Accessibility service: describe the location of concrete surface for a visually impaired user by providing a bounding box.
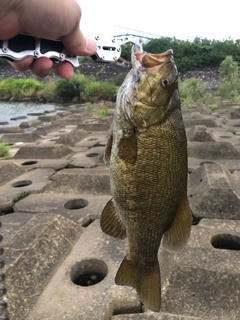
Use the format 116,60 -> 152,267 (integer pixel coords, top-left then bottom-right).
0,101 -> 240,319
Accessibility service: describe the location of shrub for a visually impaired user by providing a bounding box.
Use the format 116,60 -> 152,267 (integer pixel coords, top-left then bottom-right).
19,79 -> 42,97
201,92 -> 215,105
0,78 -> 15,98
0,77 -> 42,99
112,72 -> 128,86
55,73 -> 87,100
0,143 -> 10,158
0,58 -> 8,65
78,56 -> 94,63
181,96 -> 194,108
84,80 -> 118,101
217,56 -> 240,100
179,77 -> 205,102
38,79 -> 56,101
219,56 -> 239,82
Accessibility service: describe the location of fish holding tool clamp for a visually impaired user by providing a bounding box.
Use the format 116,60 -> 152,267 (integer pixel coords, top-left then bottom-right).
0,34 -> 143,67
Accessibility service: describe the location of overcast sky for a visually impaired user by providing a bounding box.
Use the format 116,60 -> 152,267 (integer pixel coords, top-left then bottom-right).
79,0 -> 239,41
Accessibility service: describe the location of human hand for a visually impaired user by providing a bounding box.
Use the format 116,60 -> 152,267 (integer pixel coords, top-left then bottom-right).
0,0 -> 97,79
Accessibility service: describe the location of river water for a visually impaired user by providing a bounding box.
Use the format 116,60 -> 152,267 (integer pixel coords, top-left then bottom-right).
0,101 -> 61,128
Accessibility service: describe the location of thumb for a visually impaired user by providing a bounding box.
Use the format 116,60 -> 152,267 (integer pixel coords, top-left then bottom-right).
61,28 -> 97,56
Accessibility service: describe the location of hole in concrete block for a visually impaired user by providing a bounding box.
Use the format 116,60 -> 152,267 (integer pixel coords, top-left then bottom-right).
200,161 -> 216,165
12,180 -> 32,188
70,259 -> 108,286
86,153 -> 99,157
21,161 -> 38,166
112,304 -> 143,316
82,219 -> 95,228
64,199 -> 88,210
1,206 -> 14,215
192,215 -> 201,225
211,234 -> 240,250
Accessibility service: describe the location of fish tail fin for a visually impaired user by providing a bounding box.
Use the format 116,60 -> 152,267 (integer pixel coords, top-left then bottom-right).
115,256 -> 161,312
163,194 -> 192,252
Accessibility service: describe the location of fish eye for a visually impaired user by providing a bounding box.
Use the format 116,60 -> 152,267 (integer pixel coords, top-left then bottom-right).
162,78 -> 171,88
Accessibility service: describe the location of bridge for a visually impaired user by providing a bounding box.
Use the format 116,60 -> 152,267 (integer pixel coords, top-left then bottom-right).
113,26 -> 162,41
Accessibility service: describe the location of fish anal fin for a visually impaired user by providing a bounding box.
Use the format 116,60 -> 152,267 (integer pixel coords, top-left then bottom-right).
115,256 -> 161,312
103,133 -> 113,164
100,199 -> 126,239
118,128 -> 137,165
163,194 -> 192,252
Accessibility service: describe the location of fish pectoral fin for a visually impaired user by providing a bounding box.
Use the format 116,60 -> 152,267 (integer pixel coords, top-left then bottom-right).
100,199 -> 126,239
118,129 -> 137,165
115,256 -> 161,312
162,194 -> 192,252
103,133 -> 113,164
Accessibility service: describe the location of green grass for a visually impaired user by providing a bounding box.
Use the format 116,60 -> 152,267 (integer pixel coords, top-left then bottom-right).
97,106 -> 109,118
209,103 -> 219,112
179,77 -> 205,103
0,75 -> 118,102
86,102 -> 92,111
84,80 -> 118,101
14,191 -> 30,202
229,127 -> 237,135
0,77 -> 42,99
0,143 -> 10,158
2,66 -> 240,107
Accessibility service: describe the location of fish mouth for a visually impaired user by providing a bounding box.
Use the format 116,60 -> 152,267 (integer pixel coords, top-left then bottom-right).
134,49 -> 173,68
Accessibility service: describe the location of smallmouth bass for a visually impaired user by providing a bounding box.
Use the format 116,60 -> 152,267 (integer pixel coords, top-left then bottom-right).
100,48 -> 192,312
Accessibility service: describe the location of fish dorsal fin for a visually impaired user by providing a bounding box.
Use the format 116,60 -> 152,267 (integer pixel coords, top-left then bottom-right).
162,194 -> 192,252
103,133 -> 113,164
100,199 -> 126,239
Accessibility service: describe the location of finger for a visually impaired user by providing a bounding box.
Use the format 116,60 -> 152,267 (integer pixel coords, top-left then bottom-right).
61,28 -> 97,56
30,57 -> 53,77
52,62 -> 74,79
8,56 -> 34,72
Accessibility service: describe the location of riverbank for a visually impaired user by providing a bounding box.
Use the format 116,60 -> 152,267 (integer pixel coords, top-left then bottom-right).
0,62 -> 221,90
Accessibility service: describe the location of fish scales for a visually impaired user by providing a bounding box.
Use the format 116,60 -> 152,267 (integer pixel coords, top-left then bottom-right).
101,48 -> 192,312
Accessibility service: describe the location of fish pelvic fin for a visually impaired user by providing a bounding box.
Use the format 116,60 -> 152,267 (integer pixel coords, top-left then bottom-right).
162,194 -> 192,252
103,133 -> 113,164
100,199 -> 126,239
115,256 -> 161,312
